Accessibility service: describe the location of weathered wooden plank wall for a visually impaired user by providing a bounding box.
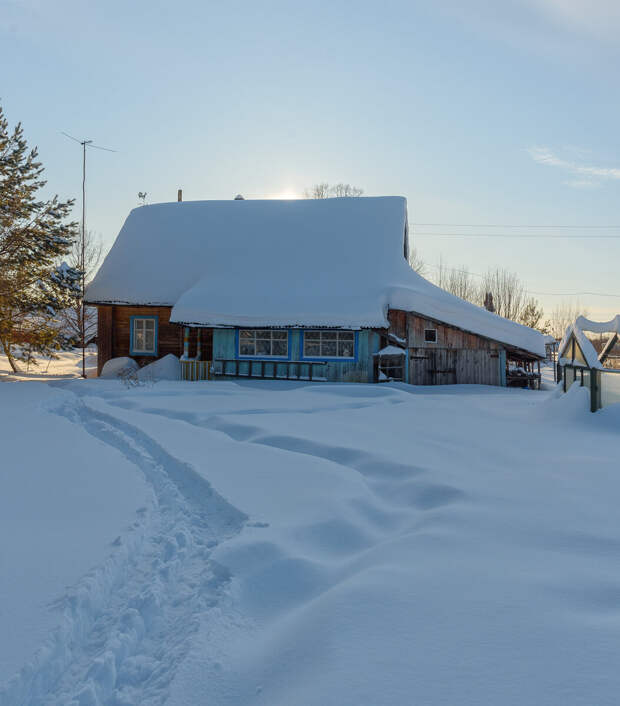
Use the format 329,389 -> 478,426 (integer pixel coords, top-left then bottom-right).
389,310 -> 503,386
96,305 -> 113,376
406,312 -> 499,350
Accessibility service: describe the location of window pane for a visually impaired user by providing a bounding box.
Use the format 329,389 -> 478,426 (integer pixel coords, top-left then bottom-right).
135,329 -> 145,350
305,331 -> 320,341
255,330 -> 270,339
322,331 -> 338,341
145,330 -> 154,351
239,343 -> 255,355
272,331 -> 288,341
305,342 -> 320,356
272,340 -> 287,356
240,330 -> 254,340
338,340 -> 354,357
322,341 -> 337,356
256,339 -> 270,355
145,319 -> 155,331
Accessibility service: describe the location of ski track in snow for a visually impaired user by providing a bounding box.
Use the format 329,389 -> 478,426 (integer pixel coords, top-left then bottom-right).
108,403 -> 464,513
1,394 -> 247,706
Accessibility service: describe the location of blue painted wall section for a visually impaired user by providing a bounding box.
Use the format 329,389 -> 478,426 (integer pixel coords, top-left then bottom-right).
212,328 -> 375,382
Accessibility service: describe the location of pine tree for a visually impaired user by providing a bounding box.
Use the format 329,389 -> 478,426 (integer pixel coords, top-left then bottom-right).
0,103 -> 81,372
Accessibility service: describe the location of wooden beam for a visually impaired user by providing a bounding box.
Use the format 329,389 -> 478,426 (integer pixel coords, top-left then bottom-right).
598,333 -> 619,365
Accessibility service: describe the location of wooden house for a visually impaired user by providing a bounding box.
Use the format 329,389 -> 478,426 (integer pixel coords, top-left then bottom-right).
86,196 -> 544,384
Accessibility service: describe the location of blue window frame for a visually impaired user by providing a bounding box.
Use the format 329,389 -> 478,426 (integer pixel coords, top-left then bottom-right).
236,329 -> 291,360
301,330 -> 358,361
130,315 -> 159,356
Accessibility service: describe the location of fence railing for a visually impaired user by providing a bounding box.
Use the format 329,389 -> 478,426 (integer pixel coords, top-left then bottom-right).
180,360 -> 211,381
212,359 -> 327,381
561,364 -> 620,412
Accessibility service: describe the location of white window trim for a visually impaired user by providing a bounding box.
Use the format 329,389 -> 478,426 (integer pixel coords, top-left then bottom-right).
302,330 -> 356,360
238,329 -> 289,359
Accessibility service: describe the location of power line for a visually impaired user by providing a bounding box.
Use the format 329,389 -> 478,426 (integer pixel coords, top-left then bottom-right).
414,232 -> 620,239
424,263 -> 620,298
413,223 -> 620,229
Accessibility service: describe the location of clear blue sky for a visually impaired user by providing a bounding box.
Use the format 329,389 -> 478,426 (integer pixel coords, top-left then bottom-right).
2,0 -> 619,319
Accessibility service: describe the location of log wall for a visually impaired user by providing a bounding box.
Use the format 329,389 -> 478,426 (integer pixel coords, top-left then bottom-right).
96,305 -> 182,375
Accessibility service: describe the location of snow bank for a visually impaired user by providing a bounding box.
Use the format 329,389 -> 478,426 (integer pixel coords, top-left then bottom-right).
86,199 -> 545,357
137,354 -> 181,381
100,356 -> 139,379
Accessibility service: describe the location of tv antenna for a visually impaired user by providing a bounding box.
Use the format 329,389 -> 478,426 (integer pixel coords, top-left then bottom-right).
61,131 -> 116,378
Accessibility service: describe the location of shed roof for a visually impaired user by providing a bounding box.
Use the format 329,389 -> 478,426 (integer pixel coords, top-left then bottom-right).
86,197 -> 545,357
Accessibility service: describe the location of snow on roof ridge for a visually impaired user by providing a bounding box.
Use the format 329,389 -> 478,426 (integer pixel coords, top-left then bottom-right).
575,315 -> 620,335
559,319 -> 606,369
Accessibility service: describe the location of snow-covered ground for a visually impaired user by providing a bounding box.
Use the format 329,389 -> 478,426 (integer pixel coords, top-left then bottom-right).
0,348 -> 97,381
1,355 -> 619,705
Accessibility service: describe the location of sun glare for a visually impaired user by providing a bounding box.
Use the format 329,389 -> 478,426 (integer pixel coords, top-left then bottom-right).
271,189 -> 302,200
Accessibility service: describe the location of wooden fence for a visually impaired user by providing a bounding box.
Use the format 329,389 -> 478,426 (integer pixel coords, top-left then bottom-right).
180,360 -> 211,381
562,364 -> 620,412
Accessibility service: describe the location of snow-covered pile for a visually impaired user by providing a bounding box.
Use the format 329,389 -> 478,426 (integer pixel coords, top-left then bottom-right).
137,354 -> 181,381
86,198 -> 544,356
2,377 -> 620,704
100,356 -> 139,379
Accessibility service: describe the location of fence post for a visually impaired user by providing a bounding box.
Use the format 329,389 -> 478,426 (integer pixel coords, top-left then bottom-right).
590,368 -> 598,413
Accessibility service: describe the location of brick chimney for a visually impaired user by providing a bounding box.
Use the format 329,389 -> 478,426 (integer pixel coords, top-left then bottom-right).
177,189 -> 183,202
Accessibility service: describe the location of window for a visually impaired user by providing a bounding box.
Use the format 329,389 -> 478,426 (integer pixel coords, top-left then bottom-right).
303,330 -> 355,359
131,316 -> 158,355
238,329 -> 288,357
424,329 -> 437,343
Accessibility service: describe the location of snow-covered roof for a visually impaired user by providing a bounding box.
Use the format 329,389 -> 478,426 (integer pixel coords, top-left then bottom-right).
87,198 -> 545,357
374,345 -> 406,356
558,316 -> 620,369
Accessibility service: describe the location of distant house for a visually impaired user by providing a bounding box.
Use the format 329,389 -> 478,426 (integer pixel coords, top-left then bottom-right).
86,196 -> 544,384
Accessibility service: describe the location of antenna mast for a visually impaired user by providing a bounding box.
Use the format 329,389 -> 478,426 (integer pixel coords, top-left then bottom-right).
62,132 -> 115,378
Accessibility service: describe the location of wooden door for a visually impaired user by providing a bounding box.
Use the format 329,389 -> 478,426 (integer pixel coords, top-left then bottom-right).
431,349 -> 457,385
409,350 -> 433,385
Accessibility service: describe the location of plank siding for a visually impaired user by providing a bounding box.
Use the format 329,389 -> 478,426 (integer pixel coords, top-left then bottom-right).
96,305 -> 113,376
388,310 -> 503,386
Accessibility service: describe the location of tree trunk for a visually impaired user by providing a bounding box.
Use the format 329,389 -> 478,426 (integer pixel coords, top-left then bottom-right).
0,337 -> 20,373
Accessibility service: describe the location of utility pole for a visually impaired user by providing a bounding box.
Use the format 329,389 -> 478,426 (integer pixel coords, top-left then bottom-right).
62,132 -> 115,378
80,139 -> 91,378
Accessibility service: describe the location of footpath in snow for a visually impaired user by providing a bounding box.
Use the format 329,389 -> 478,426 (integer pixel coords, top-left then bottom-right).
1,371 -> 620,705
